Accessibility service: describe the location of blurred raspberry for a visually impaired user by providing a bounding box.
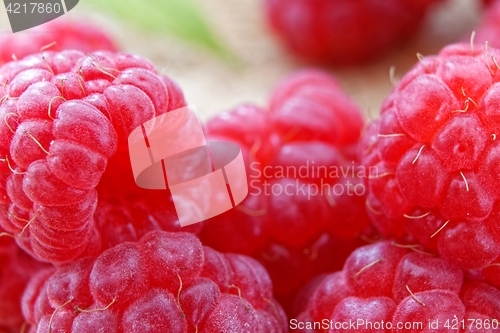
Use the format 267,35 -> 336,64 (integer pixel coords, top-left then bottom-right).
470,0 -> 500,48
0,19 -> 117,65
0,232 -> 48,333
201,70 -> 372,312
264,0 -> 442,65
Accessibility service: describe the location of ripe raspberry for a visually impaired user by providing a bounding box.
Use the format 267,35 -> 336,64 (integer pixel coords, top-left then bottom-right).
201,70 -> 371,311
21,230 -> 287,333
264,0 -> 442,65
0,49 -> 190,264
483,254 -> 500,289
0,232 -> 48,332
0,19 -> 117,65
481,0 -> 495,7
360,43 -> 500,270
292,241 -> 500,333
470,0 -> 500,49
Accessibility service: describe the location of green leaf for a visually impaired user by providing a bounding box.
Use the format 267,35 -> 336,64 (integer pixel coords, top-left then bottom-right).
85,0 -> 229,57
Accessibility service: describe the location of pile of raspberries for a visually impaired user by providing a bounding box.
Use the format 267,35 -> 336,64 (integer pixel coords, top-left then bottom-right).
1,2 -> 500,332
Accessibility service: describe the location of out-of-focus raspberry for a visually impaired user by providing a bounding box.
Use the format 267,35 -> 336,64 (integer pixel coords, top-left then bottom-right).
0,19 -> 117,65
201,70 -> 372,312
264,0 -> 442,65
0,232 -> 48,333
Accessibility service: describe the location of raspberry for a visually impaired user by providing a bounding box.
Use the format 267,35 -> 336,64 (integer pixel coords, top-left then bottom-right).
201,70 -> 371,311
0,19 -> 117,66
360,43 -> 500,270
483,254 -> 500,289
292,241 -> 500,333
0,232 -> 48,332
264,0 -> 441,65
0,50 -> 190,264
21,230 -> 287,333
470,0 -> 500,49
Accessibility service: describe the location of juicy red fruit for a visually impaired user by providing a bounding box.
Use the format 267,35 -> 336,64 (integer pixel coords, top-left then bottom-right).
0,18 -> 117,65
265,0 -> 442,65
360,43 -> 500,270
469,0 -> 500,49
292,241 -> 499,333
22,231 -> 287,333
201,70 -> 371,312
0,234 -> 48,333
0,50 -> 189,264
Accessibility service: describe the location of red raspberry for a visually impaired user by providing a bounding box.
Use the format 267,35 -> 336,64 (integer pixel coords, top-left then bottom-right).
264,0 -> 441,65
292,241 -> 500,333
483,254 -> 500,289
471,0 -> 500,49
21,231 -> 287,333
481,0 -> 495,7
0,232 -> 48,332
0,50 -> 190,264
360,43 -> 500,270
201,70 -> 371,311
0,19 -> 117,65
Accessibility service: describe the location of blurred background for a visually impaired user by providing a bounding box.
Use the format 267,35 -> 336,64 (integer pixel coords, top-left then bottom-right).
0,0 -> 483,121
